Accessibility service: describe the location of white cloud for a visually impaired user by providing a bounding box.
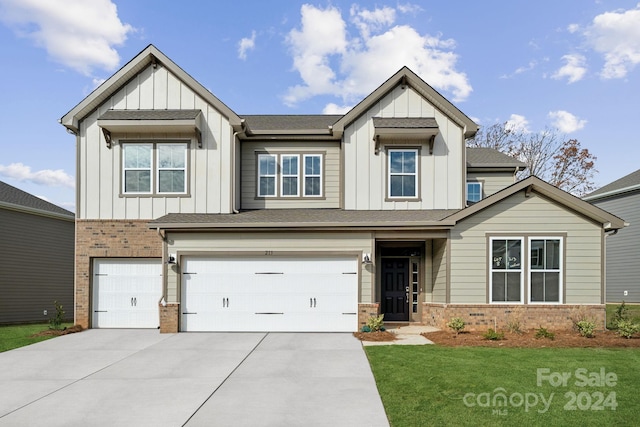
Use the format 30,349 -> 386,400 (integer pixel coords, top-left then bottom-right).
548,110 -> 587,133
584,4 -> 640,79
552,54 -> 587,83
238,30 -> 256,60
322,103 -> 353,114
0,163 -> 75,188
567,23 -> 580,34
284,4 -> 471,108
397,3 -> 423,15
0,0 -> 134,76
505,114 -> 531,133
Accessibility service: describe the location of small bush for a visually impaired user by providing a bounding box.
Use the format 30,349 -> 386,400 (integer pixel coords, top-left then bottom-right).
576,320 -> 596,338
446,317 -> 466,336
535,327 -> 555,340
505,306 -> 524,334
49,301 -> 65,331
366,314 -> 385,332
360,325 -> 371,333
483,328 -> 504,341
616,320 -> 640,339
609,302 -> 630,329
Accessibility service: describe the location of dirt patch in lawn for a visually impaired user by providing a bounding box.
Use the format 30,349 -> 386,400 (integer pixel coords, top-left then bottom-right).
423,329 -> 640,348
353,331 -> 397,342
30,325 -> 84,337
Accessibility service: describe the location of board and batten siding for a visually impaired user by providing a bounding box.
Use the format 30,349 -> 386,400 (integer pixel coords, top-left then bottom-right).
77,63 -> 233,220
466,171 -> 516,198
343,85 -> 465,210
591,192 -> 640,303
165,232 -> 374,305
240,141 -> 341,209
0,209 -> 74,324
449,191 -> 603,304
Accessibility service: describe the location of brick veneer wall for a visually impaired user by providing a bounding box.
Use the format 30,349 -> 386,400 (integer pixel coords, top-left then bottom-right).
358,303 -> 380,330
76,220 -> 163,328
422,303 -> 606,331
159,303 -> 179,333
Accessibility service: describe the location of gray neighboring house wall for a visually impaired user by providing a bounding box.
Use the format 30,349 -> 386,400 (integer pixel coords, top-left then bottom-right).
0,180 -> 75,324
584,170 -> 639,303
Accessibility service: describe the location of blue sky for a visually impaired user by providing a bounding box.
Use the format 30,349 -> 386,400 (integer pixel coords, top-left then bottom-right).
1,0 -> 639,212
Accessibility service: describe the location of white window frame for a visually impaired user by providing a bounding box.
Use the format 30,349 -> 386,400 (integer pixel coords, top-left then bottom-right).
528,237 -> 563,304
257,154 -> 278,197
388,148 -> 418,199
122,143 -> 153,195
466,181 -> 482,203
303,154 -> 323,197
489,237 -> 524,304
280,154 -> 300,197
156,143 -> 187,194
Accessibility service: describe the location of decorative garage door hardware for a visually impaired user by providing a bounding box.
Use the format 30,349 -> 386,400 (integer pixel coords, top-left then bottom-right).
182,312 -> 197,315
343,272 -> 357,274
131,297 -> 137,307
222,298 -> 230,307
310,298 -> 316,308
255,312 -> 284,315
254,272 -> 284,274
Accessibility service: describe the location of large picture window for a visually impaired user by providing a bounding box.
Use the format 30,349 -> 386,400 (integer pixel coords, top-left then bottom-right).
490,238 -> 523,303
123,142 -> 187,195
529,238 -> 562,303
388,149 -> 418,199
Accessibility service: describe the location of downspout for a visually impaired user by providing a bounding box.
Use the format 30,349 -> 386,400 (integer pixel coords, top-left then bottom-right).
231,119 -> 247,214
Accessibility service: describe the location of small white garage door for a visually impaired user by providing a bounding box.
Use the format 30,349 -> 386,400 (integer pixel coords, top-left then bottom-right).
92,259 -> 162,328
181,257 -> 358,332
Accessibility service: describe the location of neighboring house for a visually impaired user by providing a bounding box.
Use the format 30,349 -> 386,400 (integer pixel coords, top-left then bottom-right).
584,170 -> 638,303
0,180 -> 74,324
60,45 -> 624,332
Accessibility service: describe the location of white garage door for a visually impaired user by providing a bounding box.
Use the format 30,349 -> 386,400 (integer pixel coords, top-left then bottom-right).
92,259 -> 162,328
181,257 -> 358,332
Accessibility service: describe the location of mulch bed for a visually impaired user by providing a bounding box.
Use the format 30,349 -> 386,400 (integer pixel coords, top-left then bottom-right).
423,329 -> 640,348
353,331 -> 397,342
30,325 -> 84,337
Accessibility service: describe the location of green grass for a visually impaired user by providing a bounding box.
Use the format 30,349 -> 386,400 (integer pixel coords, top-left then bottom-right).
0,323 -> 72,352
366,346 -> 640,427
606,303 -> 640,329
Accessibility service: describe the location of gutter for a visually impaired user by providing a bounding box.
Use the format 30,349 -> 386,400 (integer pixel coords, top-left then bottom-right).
231,120 -> 248,213
583,184 -> 640,202
0,201 -> 75,222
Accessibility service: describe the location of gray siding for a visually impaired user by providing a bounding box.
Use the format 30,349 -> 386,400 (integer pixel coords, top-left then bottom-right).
0,209 -> 74,324
466,171 -> 515,198
431,238 -> 447,303
592,192 -> 640,303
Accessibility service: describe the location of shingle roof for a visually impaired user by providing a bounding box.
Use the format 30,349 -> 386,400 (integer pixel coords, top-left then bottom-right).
466,147 -> 526,169
372,117 -> 438,128
150,208 -> 459,229
99,109 -> 201,120
584,168 -> 640,200
0,180 -> 74,218
242,115 -> 342,132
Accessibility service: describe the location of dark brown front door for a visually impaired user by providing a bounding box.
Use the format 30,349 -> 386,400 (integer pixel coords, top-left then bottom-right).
381,258 -> 409,321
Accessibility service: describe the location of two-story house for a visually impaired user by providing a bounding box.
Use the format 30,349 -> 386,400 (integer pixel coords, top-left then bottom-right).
61,45 -> 624,333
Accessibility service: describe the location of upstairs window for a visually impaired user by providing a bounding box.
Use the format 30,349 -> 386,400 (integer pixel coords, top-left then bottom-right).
467,181 -> 482,203
258,154 -> 277,197
388,149 -> 418,199
304,154 -> 322,197
122,142 -> 187,195
281,155 -> 299,197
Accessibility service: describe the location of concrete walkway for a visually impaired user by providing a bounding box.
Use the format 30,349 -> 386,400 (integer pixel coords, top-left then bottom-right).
361,324 -> 439,346
0,330 -> 389,427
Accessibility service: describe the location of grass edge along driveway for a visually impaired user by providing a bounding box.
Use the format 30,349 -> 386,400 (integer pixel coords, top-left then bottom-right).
366,345 -> 640,427
0,323 -> 73,352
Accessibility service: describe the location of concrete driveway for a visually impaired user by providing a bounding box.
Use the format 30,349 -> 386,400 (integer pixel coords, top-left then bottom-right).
0,330 -> 389,427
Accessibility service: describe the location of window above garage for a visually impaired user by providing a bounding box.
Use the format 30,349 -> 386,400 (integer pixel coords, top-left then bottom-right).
98,109 -> 203,148
372,117 -> 439,155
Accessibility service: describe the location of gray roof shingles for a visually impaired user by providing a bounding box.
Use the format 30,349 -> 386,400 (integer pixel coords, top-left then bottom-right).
150,208 -> 459,228
0,180 -> 74,217
242,115 -> 342,131
99,109 -> 201,120
586,168 -> 640,198
372,117 -> 438,128
466,147 -> 526,168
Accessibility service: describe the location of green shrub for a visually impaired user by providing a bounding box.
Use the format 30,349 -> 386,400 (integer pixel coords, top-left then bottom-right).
576,320 -> 596,338
616,320 -> 640,339
49,301 -> 65,331
534,327 -> 555,340
483,328 -> 505,341
609,302 -> 630,329
366,314 -> 385,332
446,317 -> 465,336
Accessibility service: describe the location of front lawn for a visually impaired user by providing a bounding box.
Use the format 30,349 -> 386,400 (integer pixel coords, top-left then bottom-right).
0,323 -> 73,352
366,346 -> 640,427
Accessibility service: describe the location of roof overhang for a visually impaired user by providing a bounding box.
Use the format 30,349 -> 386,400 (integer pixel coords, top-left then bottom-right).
583,184 -> 640,202
97,109 -> 204,148
0,201 -> 75,222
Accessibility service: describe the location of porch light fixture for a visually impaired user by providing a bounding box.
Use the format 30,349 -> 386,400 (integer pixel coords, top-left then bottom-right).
167,254 -> 176,264
362,253 -> 373,264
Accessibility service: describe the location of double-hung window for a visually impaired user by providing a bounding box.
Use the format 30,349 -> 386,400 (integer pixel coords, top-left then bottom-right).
258,154 -> 277,197
529,238 -> 562,303
122,142 -> 187,195
388,149 -> 418,199
467,181 -> 482,203
490,238 -> 523,303
281,155 -> 299,197
304,154 -> 322,197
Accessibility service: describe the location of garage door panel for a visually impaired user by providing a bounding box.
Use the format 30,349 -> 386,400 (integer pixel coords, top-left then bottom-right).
93,259 -> 162,329
181,257 -> 358,332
